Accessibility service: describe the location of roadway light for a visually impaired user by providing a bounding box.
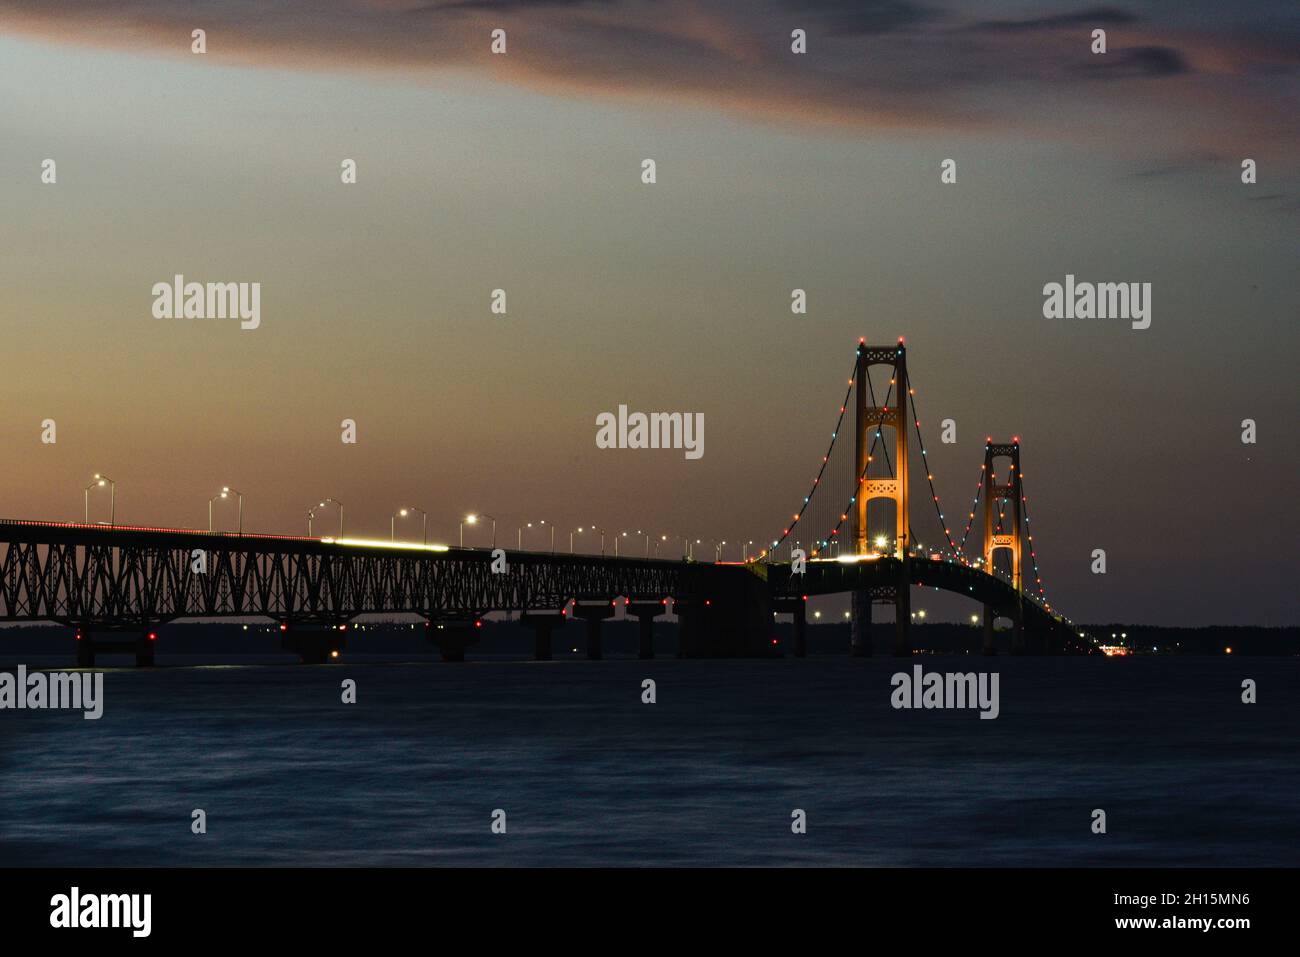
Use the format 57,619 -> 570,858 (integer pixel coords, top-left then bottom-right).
461,512 -> 496,548
392,506 -> 427,545
308,498 -> 344,537
518,520 -> 554,553
614,530 -> 641,558
209,486 -> 244,534
874,535 -> 888,551
570,525 -> 606,556
83,473 -> 116,526
971,614 -> 979,625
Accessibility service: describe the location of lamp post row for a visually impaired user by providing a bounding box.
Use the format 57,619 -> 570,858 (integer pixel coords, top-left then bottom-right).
79,474 -> 755,559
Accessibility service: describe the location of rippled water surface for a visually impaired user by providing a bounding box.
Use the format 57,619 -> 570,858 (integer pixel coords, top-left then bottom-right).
0,655 -> 1295,866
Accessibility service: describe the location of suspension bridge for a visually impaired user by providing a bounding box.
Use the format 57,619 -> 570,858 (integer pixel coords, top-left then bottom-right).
0,339 -> 1091,664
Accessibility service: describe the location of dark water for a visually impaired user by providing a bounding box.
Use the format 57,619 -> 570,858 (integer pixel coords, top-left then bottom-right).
0,655 -> 1296,866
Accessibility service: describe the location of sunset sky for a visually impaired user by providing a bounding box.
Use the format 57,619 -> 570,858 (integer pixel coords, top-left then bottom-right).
0,1 -> 1296,625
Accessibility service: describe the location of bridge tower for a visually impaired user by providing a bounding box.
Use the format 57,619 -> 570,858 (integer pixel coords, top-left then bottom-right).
849,340 -> 911,655
982,438 -> 1024,654
852,341 -> 910,557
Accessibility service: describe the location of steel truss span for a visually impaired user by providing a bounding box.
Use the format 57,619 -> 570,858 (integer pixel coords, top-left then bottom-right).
0,521 -> 727,626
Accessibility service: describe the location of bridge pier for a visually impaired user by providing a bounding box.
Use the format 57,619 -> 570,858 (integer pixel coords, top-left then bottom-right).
792,601 -> 807,658
73,627 -> 158,668
626,602 -> 663,659
1010,614 -> 1027,655
893,583 -> 911,657
75,629 -> 94,667
850,589 -> 872,656
573,602 -> 616,660
674,599 -> 706,658
426,618 -> 483,662
281,623 -> 348,664
772,597 -> 806,658
520,612 -> 566,661
137,632 -> 156,668
982,604 -> 996,656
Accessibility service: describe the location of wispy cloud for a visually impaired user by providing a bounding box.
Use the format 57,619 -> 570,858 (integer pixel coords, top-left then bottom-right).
1,0 -> 1296,157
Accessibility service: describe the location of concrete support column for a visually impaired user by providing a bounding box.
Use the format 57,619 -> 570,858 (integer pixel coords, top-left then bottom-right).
573,602 -> 616,660
282,623 -> 349,664
520,612 -> 566,661
850,588 -> 872,657
626,602 -> 663,660
982,604 -> 996,656
74,627 -> 159,668
74,628 -> 94,668
791,601 -> 807,658
893,585 -> 911,657
674,599 -> 705,659
136,630 -> 156,668
1009,607 -> 1026,655
425,618 -> 481,662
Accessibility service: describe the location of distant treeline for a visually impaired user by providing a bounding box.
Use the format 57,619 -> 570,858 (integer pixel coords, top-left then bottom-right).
0,619 -> 1294,657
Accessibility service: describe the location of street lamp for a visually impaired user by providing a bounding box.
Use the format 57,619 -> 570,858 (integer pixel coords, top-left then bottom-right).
392,506 -> 427,544
209,486 -> 244,534
615,530 -> 642,557
309,498 -> 343,537
570,525 -> 606,556
693,538 -> 722,562
461,513 -> 496,548
517,520 -> 554,553
83,473 -> 116,526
